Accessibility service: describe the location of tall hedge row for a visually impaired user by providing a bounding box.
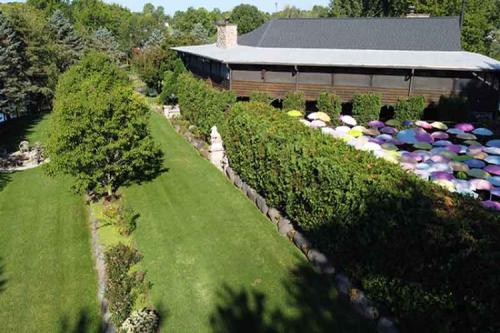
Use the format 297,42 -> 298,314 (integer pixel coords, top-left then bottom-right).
177,73 -> 236,139
222,102 -> 500,332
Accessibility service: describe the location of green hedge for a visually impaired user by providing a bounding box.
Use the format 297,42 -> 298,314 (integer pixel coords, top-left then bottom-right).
249,91 -> 273,104
177,73 -> 236,139
352,93 -> 381,124
437,95 -> 471,122
283,91 -> 305,112
317,92 -> 341,122
393,96 -> 426,122
222,102 -> 500,332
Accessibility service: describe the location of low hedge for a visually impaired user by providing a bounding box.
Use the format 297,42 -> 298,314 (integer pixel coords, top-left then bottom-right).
249,91 -> 273,104
393,96 -> 426,122
317,92 -> 341,122
222,102 -> 500,332
352,93 -> 381,124
177,73 -> 236,139
283,91 -> 305,112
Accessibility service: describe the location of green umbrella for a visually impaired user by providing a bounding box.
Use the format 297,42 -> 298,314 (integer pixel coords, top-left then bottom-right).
287,110 -> 303,117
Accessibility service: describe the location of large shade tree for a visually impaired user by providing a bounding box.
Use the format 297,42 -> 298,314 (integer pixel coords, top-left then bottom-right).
229,4 -> 269,34
46,52 -> 163,196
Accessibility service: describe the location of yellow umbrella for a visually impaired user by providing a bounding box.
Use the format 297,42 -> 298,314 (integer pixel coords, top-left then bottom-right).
313,112 -> 331,122
287,110 -> 303,117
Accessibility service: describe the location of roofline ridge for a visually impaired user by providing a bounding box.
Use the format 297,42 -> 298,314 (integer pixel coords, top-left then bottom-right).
256,20 -> 274,47
273,16 -> 460,20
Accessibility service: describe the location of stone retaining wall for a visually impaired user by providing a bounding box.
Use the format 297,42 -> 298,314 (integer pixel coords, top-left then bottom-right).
169,119 -> 399,333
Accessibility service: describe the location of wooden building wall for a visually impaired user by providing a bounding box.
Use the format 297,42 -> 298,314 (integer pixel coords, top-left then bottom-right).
179,53 -> 499,113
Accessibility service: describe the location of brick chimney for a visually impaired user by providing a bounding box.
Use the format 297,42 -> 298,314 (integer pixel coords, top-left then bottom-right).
216,19 -> 237,49
406,5 -> 430,18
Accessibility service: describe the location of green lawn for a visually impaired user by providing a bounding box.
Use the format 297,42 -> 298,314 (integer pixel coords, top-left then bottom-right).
0,115 -> 100,332
123,112 -> 374,332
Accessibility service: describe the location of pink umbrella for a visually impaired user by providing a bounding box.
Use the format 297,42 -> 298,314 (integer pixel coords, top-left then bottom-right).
470,179 -> 493,191
485,165 -> 500,176
455,123 -> 475,132
415,121 -> 432,129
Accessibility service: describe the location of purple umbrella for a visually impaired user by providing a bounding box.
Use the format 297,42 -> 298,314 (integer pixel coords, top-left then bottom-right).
430,155 -> 450,163
434,140 -> 452,147
431,131 -> 449,140
431,172 -> 454,181
368,120 -> 385,128
485,165 -> 500,176
446,145 -> 462,154
481,200 -> 500,211
455,123 -> 475,132
415,128 -> 434,144
369,138 -> 385,145
381,126 -> 398,135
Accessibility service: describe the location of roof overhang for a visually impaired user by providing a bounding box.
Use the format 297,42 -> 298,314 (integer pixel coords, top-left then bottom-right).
172,44 -> 500,72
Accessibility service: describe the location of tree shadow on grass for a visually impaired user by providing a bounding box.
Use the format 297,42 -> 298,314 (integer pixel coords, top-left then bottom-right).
0,257 -> 7,296
0,172 -> 11,193
210,262 -> 375,333
0,114 -> 45,153
58,308 -> 102,333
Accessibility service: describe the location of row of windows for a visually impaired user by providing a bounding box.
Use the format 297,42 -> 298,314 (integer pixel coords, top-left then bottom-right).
231,70 -> 473,91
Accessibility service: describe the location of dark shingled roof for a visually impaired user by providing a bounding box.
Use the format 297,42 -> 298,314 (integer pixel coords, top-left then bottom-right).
238,17 -> 462,51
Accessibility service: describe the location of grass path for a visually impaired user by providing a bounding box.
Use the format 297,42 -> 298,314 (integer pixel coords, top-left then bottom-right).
123,112 -> 374,332
0,115 -> 100,332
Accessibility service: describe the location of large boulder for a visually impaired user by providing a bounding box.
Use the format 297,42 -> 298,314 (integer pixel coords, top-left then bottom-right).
267,208 -> 281,224
255,195 -> 268,215
278,218 -> 293,235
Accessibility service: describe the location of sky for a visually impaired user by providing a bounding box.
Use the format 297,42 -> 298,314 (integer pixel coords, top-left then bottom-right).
0,0 -> 331,14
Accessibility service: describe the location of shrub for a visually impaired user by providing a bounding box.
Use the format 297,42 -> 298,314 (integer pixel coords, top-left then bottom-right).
159,59 -> 186,105
177,73 -> 236,139
437,95 -> 471,122
105,243 -> 143,327
352,93 -> 381,124
121,308 -> 160,333
393,96 -> 426,122
249,91 -> 273,104
283,91 -> 305,112
117,205 -> 139,236
317,92 -> 341,122
222,102 -> 500,332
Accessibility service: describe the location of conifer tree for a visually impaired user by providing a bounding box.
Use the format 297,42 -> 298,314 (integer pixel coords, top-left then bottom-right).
0,10 -> 31,117
49,9 -> 85,70
190,23 -> 210,44
143,28 -> 165,49
91,27 -> 124,61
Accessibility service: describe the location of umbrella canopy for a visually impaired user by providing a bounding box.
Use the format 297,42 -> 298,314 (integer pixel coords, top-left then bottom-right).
431,131 -> 449,140
488,176 -> 500,187
447,128 -> 465,135
381,126 -> 398,135
485,165 -> 500,176
481,200 -> 500,211
470,179 -> 493,191
414,142 -> 432,150
472,128 -> 493,136
450,161 -> 469,172
308,112 -> 331,122
415,120 -> 432,129
464,159 -> 486,169
431,121 -> 448,130
484,147 -> 500,155
415,128 -> 434,143
457,133 -> 477,140
386,119 -> 401,127
396,129 -> 418,144
455,123 -> 474,132
311,120 -> 327,128
287,110 -> 303,117
368,120 -> 385,128
486,140 -> 500,148
340,115 -> 357,126
467,169 -> 490,179
486,155 -> 500,165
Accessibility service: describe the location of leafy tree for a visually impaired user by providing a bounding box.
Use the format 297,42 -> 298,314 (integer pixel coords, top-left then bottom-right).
229,4 -> 269,34
91,27 -> 124,60
0,10 -> 32,117
172,7 -> 216,36
488,29 -> 500,60
26,0 -> 70,15
50,9 -> 85,70
190,22 -> 210,44
46,52 -> 163,196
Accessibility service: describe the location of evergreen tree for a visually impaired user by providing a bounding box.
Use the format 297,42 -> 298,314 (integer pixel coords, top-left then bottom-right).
0,10 -> 32,117
190,22 -> 210,44
49,9 -> 85,70
143,28 -> 165,49
91,27 -> 124,61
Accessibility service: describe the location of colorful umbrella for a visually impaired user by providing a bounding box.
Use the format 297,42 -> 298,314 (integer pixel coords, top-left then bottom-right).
431,131 -> 449,140
481,200 -> 500,211
287,110 -> 303,117
431,121 -> 448,130
450,161 -> 469,172
311,120 -> 327,128
484,147 -> 500,155
386,119 -> 401,127
464,159 -> 486,169
434,140 -> 452,147
368,120 -> 385,128
457,133 -> 477,140
485,165 -> 500,176
381,126 -> 398,135
308,112 -> 331,122
467,169 -> 490,179
486,156 -> 500,165
340,115 -> 357,126
455,123 -> 474,132
472,128 -> 493,136
470,179 -> 493,191
488,176 -> 500,187
447,128 -> 465,135
415,120 -> 432,129
486,140 -> 500,148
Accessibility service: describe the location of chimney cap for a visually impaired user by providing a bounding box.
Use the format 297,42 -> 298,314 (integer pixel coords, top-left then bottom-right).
217,18 -> 236,26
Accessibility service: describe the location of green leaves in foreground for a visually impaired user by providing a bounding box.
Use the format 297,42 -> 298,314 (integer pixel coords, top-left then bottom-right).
46,52 -> 163,196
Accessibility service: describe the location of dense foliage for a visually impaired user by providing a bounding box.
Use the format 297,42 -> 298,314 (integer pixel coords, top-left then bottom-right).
177,72 -> 236,139
104,243 -> 143,327
249,91 -> 273,104
46,52 -> 163,196
158,58 -> 186,105
437,95 -> 471,122
230,4 -> 269,34
393,96 -> 426,122
283,91 -> 306,112
352,93 -> 382,124
317,92 -> 342,122
49,9 -> 85,71
222,101 -> 500,332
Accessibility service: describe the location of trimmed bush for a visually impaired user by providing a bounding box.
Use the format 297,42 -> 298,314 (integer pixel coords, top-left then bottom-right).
249,91 -> 273,104
121,308 -> 160,333
393,96 -> 426,122
283,91 -> 305,112
317,92 -> 341,122
159,59 -> 186,105
222,102 -> 500,332
105,243 -> 143,327
352,93 -> 381,124
177,73 -> 236,139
